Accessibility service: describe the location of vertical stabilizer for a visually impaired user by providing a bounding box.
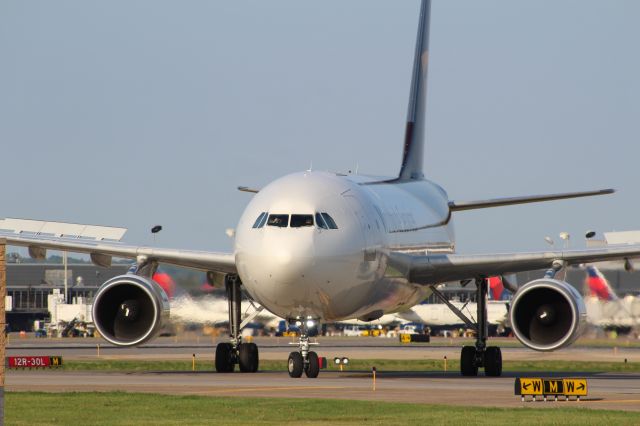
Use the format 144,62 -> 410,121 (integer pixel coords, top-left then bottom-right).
398,0 -> 431,181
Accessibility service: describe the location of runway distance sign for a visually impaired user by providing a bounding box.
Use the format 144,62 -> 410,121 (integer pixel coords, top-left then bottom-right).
7,356 -> 63,368
515,377 -> 587,397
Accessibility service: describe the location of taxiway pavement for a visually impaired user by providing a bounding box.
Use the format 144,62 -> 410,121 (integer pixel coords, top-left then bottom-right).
5,335 -> 640,411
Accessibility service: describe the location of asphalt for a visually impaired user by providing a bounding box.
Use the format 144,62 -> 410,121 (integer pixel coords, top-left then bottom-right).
5,335 -> 640,411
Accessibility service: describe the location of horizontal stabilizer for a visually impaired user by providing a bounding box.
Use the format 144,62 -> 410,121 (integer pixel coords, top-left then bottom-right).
237,186 -> 259,194
448,189 -> 614,212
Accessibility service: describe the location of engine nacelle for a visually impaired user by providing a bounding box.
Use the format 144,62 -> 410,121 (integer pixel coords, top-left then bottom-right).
93,274 -> 170,346
510,278 -> 586,351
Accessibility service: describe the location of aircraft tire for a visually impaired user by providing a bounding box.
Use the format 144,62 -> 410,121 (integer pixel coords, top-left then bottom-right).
288,352 -> 304,378
484,346 -> 502,377
215,342 -> 235,373
460,346 -> 478,376
239,342 -> 259,373
305,351 -> 320,378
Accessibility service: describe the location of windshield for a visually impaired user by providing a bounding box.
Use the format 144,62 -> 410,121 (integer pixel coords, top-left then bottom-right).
267,214 -> 289,227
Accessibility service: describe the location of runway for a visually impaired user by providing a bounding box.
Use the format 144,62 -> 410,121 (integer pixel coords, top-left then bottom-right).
6,335 -> 640,411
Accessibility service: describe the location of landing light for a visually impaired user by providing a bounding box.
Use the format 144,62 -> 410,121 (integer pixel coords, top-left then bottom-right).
306,320 -> 315,328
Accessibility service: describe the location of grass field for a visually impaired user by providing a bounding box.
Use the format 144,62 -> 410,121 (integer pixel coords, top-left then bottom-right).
6,392 -> 640,426
58,358 -> 640,373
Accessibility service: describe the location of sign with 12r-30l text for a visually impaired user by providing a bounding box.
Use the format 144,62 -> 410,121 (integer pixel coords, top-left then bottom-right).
7,356 -> 63,368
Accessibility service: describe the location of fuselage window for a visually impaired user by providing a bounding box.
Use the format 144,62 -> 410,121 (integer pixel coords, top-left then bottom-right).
252,212 -> 268,228
321,212 -> 338,229
315,213 -> 329,229
290,214 -> 314,228
267,214 -> 289,228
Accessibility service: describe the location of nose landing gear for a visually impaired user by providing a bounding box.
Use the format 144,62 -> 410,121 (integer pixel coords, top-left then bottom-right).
287,319 -> 320,378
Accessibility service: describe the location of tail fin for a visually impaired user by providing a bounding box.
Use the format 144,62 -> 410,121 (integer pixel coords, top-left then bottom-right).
398,0 -> 431,181
585,266 -> 618,301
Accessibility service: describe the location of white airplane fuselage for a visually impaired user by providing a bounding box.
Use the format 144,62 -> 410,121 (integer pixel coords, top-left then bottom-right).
234,171 -> 454,322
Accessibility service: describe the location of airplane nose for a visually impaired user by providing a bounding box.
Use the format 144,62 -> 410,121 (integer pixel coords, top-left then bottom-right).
269,245 -> 314,286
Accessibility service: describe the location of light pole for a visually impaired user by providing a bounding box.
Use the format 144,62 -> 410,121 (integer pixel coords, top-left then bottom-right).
151,225 -> 162,245
559,232 -> 570,250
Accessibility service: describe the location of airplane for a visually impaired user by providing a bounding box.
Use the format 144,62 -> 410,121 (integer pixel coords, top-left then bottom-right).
583,265 -> 639,333
395,299 -> 509,337
2,0 -> 640,378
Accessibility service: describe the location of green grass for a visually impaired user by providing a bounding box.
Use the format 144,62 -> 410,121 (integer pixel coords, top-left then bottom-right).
54,358 -> 640,373
6,392 -> 640,425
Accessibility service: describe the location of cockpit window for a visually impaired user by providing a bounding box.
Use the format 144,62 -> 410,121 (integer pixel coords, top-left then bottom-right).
290,214 -> 314,228
315,213 -> 328,229
321,212 -> 338,229
252,212 -> 268,228
267,214 -> 289,227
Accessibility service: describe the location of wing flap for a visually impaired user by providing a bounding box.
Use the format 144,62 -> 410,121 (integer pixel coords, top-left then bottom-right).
390,246 -> 640,285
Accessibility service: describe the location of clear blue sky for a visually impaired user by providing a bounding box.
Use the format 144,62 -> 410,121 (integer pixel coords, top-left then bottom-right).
1,1 -> 638,255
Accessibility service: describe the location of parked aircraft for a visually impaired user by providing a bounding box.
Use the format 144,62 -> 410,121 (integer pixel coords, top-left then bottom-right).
396,300 -> 508,336
584,266 -> 639,333
2,0 -> 640,378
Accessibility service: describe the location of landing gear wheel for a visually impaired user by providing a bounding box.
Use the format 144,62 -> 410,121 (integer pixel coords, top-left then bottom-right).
460,346 -> 478,376
288,352 -> 304,378
215,342 -> 235,373
239,343 -> 259,373
484,346 -> 502,377
305,351 -> 320,378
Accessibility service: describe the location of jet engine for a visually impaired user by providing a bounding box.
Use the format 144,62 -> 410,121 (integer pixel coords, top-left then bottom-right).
92,274 -> 170,346
509,278 -> 586,351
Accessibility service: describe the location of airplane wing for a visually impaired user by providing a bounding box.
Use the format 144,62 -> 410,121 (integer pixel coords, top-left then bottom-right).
0,218 -> 236,273
389,246 -> 640,285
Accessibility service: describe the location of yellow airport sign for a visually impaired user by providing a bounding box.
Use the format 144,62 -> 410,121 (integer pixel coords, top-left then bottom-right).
562,379 -> 587,396
515,377 -> 587,398
399,333 -> 412,344
515,378 -> 543,395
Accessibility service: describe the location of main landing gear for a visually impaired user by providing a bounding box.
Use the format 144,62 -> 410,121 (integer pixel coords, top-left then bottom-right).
287,319 -> 320,378
460,276 -> 502,377
215,275 -> 259,373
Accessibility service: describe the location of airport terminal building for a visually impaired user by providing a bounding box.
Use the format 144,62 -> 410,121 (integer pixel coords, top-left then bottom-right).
6,262 -> 129,331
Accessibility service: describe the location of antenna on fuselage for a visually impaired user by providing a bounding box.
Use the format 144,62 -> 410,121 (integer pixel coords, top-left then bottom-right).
397,0 -> 431,181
